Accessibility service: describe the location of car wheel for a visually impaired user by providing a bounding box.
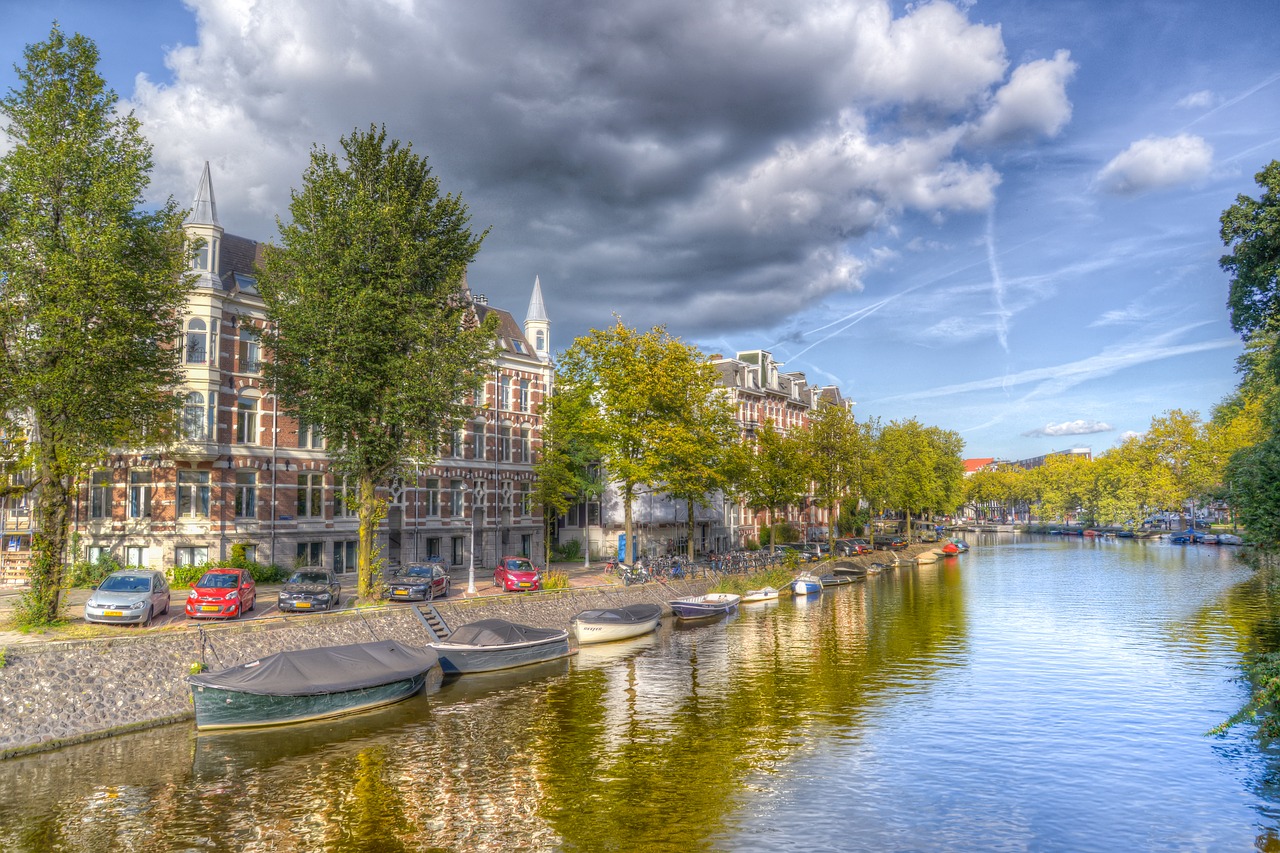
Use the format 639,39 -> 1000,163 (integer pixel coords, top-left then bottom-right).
247,596 -> 255,612
162,599 -> 170,616
141,605 -> 153,627
441,580 -> 449,598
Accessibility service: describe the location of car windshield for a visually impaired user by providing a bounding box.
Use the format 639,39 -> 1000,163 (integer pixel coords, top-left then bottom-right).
289,572 -> 330,584
197,573 -> 239,588
403,567 -> 433,578
99,575 -> 150,593
506,560 -> 533,572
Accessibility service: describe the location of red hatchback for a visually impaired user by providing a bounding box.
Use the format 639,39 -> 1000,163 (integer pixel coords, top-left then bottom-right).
185,568 -> 257,619
493,556 -> 541,592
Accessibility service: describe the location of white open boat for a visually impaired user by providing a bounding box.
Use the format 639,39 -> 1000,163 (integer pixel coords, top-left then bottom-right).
791,573 -> 822,595
669,592 -> 740,621
741,586 -> 779,603
570,603 -> 663,645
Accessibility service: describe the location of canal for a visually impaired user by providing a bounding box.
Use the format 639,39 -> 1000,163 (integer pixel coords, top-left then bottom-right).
0,537 -> 1276,851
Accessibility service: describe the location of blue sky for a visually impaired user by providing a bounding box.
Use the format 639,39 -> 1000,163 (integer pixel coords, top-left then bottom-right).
3,0 -> 1278,460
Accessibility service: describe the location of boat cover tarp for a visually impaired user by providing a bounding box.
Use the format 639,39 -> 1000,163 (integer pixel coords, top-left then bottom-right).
188,640 -> 438,696
573,604 -> 663,624
441,619 -> 565,647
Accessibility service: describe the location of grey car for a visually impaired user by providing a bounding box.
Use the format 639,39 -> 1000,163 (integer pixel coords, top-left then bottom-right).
84,569 -> 171,626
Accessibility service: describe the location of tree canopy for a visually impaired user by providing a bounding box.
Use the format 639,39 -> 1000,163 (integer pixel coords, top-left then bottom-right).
0,26 -> 190,625
258,125 -> 497,599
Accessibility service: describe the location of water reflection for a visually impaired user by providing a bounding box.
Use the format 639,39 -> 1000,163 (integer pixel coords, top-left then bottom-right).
1,540 -> 1277,851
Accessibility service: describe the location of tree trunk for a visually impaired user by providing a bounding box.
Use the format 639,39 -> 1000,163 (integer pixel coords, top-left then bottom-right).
686,497 -> 695,560
356,473 -> 381,600
768,506 -> 776,549
24,440 -> 73,625
623,482 -> 634,564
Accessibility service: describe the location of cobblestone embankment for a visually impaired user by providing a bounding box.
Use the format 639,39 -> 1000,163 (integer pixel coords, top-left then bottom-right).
0,578 -> 711,759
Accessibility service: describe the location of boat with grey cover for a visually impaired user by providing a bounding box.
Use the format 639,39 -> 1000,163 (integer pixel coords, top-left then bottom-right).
430,618 -> 573,674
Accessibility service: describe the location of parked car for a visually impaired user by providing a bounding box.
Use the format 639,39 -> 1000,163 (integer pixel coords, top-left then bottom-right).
773,543 -> 819,562
185,567 -> 256,620
83,569 -> 171,626
837,538 -> 873,556
278,569 -> 342,612
887,537 -> 909,551
386,562 -> 450,601
493,556 -> 542,592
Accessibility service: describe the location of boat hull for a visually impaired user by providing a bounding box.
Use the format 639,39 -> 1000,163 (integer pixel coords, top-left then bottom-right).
791,575 -> 822,595
192,674 -> 429,731
741,587 -> 779,603
571,605 -> 663,645
669,593 -> 740,620
432,634 -> 572,674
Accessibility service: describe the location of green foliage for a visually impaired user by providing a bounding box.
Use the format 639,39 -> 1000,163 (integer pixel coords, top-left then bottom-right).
0,26 -> 191,627
770,522 -> 800,543
0,647 -> 6,668
188,661 -> 207,675
258,125 -> 497,599
743,537 -> 760,551
170,563 -> 206,588
1221,160 -> 1280,338
202,544 -> 288,584
1227,436 -> 1280,545
551,539 -> 582,561
1210,650 -> 1280,738
709,567 -> 792,595
541,569 -> 571,590
734,420 -> 808,549
67,553 -> 123,588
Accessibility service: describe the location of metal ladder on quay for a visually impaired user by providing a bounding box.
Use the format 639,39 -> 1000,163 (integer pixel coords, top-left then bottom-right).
411,603 -> 452,642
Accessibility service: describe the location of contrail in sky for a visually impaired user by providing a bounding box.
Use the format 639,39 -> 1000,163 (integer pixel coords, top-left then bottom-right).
986,205 -> 1010,355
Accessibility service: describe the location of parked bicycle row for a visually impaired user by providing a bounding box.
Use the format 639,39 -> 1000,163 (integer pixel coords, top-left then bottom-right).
602,549 -> 792,585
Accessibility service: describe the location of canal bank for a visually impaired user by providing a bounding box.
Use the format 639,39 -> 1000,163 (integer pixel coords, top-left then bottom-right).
0,546 -> 930,759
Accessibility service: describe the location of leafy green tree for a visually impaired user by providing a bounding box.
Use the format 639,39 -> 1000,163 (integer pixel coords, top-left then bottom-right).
736,420 -> 808,549
1221,160 -> 1280,341
556,322 -> 718,562
1025,453 -> 1093,524
878,419 -> 963,539
802,403 -> 873,556
531,385 -> 600,565
258,125 -> 497,600
0,27 -> 190,625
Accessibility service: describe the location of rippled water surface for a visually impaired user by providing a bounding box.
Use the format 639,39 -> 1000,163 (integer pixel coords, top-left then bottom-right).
2,537 -> 1276,852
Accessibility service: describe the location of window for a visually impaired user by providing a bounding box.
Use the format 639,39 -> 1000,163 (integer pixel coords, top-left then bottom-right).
177,471 -> 210,517
236,395 -> 258,444
499,376 -> 511,411
238,327 -> 260,373
234,470 -> 257,518
185,319 -> 207,364
518,380 -> 529,412
472,421 -> 486,460
499,424 -> 512,462
519,481 -> 532,516
451,536 -> 464,566
521,533 -> 532,558
129,470 -> 152,519
88,545 -> 109,564
297,472 -> 324,518
334,475 -> 358,517
298,419 -> 323,449
518,427 -> 531,463
501,480 -> 514,518
450,427 -> 464,458
424,478 -> 440,516
535,331 -> 545,352
450,480 -> 465,516
424,537 -> 441,558
90,471 -> 111,519
296,541 -> 323,568
182,391 -> 211,441
334,540 -> 356,574
175,546 -> 209,567
125,546 -> 145,567
193,242 -> 209,271
242,545 -> 257,563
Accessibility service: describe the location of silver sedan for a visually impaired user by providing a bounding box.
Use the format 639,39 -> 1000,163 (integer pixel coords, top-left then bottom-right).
84,569 -> 171,626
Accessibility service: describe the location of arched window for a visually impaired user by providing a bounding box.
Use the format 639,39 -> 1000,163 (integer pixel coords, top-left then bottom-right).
185,319 -> 207,364
182,392 -> 206,440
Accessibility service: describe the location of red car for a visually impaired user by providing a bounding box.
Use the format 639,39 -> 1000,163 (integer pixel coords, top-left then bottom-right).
185,567 -> 257,619
493,556 -> 542,592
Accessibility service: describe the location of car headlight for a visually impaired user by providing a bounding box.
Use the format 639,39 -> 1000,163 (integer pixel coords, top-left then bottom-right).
226,591 -> 239,601
187,591 -> 197,600
128,600 -> 147,610
316,593 -> 330,601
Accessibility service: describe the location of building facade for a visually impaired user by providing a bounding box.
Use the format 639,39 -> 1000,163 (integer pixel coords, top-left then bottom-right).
45,163 -> 554,581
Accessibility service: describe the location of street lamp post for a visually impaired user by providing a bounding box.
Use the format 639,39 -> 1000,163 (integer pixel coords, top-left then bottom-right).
467,514 -> 477,595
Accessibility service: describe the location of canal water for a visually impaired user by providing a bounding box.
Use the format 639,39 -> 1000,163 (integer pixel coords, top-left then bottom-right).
1,537 -> 1277,852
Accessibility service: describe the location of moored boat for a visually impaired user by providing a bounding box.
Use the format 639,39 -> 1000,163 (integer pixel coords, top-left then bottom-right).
791,573 -> 822,595
188,640 -> 441,731
430,619 -> 573,674
668,592 -> 740,620
570,603 -> 663,645
741,586 -> 780,603
819,573 -> 853,587
1218,533 -> 1243,545
916,549 -> 942,564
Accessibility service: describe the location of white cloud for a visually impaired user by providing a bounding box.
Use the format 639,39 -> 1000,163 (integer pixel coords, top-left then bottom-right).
1176,89 -> 1216,109
1023,419 -> 1113,437
1096,134 -> 1213,195
970,50 -> 1077,144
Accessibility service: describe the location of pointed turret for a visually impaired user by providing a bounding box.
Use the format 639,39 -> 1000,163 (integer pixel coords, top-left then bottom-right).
183,161 -> 224,287
524,275 -> 551,361
185,161 -> 220,227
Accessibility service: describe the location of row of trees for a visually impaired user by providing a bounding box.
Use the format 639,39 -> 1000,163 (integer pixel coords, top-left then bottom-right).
963,407 -> 1259,528
535,322 -> 967,561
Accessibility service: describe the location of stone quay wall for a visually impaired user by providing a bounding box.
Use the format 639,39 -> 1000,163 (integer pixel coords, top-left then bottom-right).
0,579 -> 712,759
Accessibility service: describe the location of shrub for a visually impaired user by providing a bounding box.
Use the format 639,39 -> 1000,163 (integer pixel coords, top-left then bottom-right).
541,569 -> 570,590
170,563 -> 206,588
551,539 -> 581,561
743,537 -> 760,551
67,553 -> 124,588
